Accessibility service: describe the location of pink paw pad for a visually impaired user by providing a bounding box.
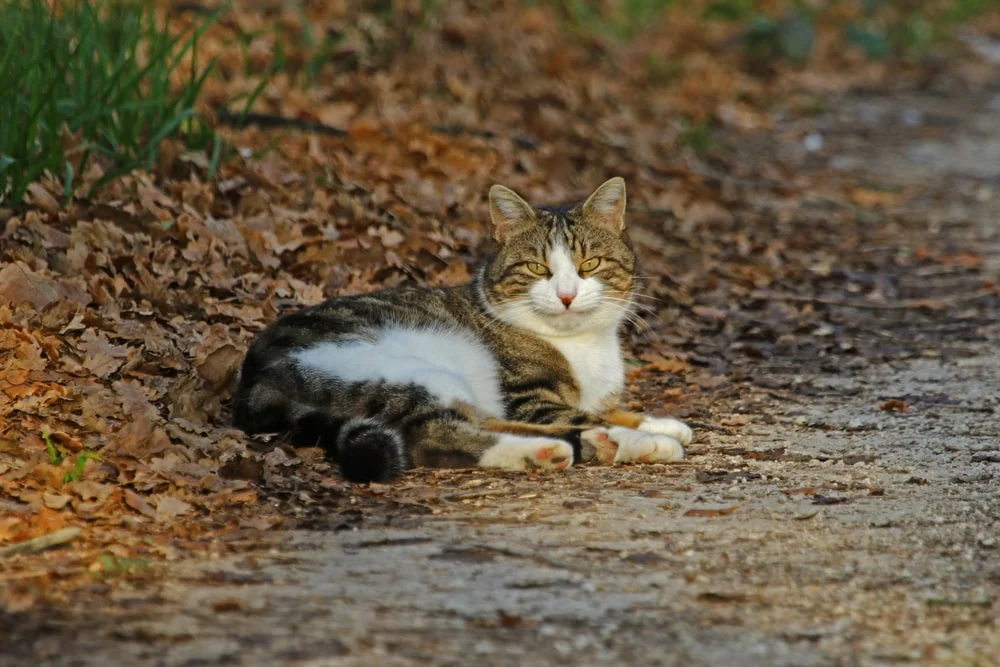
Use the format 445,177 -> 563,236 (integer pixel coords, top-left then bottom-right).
536,446 -> 555,460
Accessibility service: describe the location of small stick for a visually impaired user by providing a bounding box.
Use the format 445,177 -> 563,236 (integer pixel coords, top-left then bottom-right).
0,527 -> 82,559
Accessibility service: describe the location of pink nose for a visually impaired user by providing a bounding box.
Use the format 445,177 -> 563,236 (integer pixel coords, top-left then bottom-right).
559,294 -> 575,308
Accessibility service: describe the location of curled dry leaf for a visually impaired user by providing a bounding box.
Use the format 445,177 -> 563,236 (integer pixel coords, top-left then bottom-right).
155,495 -> 192,520
42,493 -> 73,510
124,489 -> 157,519
26,183 -> 59,215
0,262 -> 61,310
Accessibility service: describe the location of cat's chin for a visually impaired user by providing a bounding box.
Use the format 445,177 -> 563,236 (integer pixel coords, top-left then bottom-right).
500,305 -> 620,338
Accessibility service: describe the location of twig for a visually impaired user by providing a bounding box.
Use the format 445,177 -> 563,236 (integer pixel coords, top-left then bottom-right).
216,110 -> 347,136
432,125 -> 538,150
0,527 -> 82,559
685,420 -> 734,434
441,489 -> 510,502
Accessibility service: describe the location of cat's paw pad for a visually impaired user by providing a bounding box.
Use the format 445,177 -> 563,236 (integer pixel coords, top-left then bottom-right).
479,436 -> 574,472
580,427 -> 619,465
607,426 -> 685,464
636,416 -> 693,446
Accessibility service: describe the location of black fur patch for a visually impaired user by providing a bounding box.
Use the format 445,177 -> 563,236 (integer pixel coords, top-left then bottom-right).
336,420 -> 408,483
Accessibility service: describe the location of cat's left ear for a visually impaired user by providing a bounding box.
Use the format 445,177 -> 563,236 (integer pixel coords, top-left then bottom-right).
489,184 -> 537,243
580,177 -> 627,233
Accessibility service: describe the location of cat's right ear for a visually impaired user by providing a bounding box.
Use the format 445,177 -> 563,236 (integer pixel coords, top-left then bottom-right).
489,185 -> 536,243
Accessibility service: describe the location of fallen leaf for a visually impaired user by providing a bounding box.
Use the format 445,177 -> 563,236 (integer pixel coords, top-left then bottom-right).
155,495 -> 192,520
639,354 -> 693,374
27,183 -> 59,214
124,489 -> 157,519
621,551 -> 667,565
683,505 -> 739,517
850,187 -> 905,208
42,493 -> 73,510
811,494 -> 850,506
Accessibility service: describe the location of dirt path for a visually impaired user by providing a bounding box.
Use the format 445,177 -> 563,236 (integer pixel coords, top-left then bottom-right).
5,89 -> 1000,667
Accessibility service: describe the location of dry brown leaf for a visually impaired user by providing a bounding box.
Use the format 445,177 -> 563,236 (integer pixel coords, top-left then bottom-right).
196,344 -> 243,389
0,263 -> 60,310
27,183 -> 59,215
42,493 -> 73,510
124,489 -> 157,519
65,480 -> 114,503
639,354 -> 693,374
850,187 -> 905,208
684,505 -> 739,517
155,495 -> 192,520
879,399 -> 908,413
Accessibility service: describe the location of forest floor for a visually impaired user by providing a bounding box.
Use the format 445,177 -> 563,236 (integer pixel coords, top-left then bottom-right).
2,4 -> 1000,666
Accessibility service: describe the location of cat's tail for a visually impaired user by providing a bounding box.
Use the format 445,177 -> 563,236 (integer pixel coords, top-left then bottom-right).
333,417 -> 410,483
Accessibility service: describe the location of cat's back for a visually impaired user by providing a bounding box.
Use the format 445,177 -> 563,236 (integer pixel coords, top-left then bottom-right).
250,283 -> 482,350
241,283 -> 509,418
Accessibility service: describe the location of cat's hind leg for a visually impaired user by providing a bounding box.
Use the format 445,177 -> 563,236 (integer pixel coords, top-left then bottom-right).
409,416 -> 574,473
478,435 -> 574,472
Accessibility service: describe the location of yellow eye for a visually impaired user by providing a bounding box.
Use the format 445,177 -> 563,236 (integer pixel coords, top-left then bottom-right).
579,257 -> 601,273
525,262 -> 549,276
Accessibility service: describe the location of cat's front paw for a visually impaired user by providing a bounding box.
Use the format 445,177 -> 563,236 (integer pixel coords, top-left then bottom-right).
636,416 -> 693,446
582,426 -> 685,464
479,436 -> 574,472
580,427 -> 621,464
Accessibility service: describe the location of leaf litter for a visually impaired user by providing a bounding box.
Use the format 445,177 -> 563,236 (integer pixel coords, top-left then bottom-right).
1,0 -> 999,624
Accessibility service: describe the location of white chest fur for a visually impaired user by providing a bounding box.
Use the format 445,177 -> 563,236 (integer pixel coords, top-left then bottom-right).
292,327 -> 505,417
544,328 -> 625,412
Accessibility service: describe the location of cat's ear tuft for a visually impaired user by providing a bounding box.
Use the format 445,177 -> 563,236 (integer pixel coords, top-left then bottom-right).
489,185 -> 536,242
581,177 -> 627,232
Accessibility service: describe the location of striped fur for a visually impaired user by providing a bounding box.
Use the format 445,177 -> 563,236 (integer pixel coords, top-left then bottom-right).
232,178 -> 692,482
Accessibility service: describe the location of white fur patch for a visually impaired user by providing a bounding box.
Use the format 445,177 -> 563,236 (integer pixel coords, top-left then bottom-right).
581,426 -> 685,464
292,327 -> 504,417
637,417 -> 693,446
479,435 -> 573,471
547,330 -> 624,412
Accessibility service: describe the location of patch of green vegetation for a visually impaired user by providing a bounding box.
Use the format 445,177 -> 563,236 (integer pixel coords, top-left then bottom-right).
702,0 -> 996,64
0,0 -> 224,207
43,432 -> 64,465
533,0 -> 675,42
95,553 -> 151,578
679,118 -> 717,154
64,451 -> 104,483
644,52 -> 681,85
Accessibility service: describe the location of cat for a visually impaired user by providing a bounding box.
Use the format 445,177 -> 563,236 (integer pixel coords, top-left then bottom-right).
232,177 -> 693,483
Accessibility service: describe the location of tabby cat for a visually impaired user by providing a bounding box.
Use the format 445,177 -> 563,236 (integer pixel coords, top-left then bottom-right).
233,178 -> 693,483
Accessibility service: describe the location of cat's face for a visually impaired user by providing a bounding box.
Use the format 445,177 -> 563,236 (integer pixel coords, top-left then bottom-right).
481,178 -> 637,337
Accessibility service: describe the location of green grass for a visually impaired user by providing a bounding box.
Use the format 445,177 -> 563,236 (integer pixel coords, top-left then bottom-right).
530,0 -> 675,42
0,0 -> 223,207
64,451 -> 103,483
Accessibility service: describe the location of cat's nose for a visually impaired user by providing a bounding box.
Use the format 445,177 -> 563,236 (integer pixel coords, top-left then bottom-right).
559,294 -> 575,308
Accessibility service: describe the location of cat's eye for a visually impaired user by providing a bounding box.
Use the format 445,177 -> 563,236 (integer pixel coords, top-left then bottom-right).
525,262 -> 550,276
578,257 -> 602,273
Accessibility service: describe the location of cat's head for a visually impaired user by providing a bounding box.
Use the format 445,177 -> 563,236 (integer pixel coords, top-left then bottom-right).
480,177 -> 638,337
